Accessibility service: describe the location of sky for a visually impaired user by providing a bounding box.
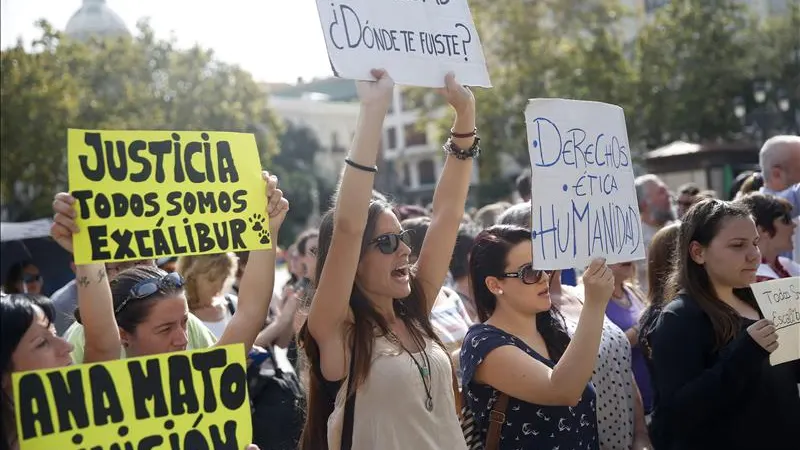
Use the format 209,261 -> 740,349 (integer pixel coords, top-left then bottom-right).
0,0 -> 335,84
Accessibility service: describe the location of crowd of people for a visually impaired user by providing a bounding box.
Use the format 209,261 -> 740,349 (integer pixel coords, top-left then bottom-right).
1,70 -> 799,450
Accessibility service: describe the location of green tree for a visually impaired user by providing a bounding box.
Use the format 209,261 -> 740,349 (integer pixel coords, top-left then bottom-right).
633,0 -> 759,147
408,0 -> 636,204
0,20 -> 281,221
271,122 -> 335,246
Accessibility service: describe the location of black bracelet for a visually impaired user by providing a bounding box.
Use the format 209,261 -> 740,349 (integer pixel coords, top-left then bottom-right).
450,127 -> 477,138
443,137 -> 480,160
344,157 -> 378,173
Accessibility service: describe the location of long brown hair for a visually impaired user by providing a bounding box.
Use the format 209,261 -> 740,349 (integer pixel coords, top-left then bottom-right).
298,200 -> 444,450
638,222 -> 680,359
646,222 -> 681,308
665,199 -> 759,350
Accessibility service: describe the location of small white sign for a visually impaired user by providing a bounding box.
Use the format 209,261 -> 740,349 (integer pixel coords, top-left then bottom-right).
524,99 -> 645,270
751,277 -> 800,366
315,0 -> 491,88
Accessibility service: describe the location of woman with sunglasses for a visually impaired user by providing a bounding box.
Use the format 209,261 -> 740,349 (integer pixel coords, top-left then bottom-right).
461,225 -> 614,450
300,69 -> 476,450
735,192 -> 799,280
48,171 -> 289,362
2,262 -> 43,296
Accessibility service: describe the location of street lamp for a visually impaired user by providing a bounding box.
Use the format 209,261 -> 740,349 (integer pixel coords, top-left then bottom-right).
733,80 -> 798,143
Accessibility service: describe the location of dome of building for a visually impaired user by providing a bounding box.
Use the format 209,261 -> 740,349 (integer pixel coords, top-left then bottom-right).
64,0 -> 130,41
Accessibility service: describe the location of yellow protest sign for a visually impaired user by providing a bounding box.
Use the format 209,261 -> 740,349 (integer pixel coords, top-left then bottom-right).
13,344 -> 252,450
67,129 -> 271,264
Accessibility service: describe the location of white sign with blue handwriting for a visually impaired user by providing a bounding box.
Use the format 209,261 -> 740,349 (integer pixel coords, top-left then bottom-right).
315,0 -> 491,88
525,99 -> 645,270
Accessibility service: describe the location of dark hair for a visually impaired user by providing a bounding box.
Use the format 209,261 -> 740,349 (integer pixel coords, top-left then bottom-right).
735,192 -> 793,237
516,169 -> 532,200
678,182 -> 700,196
738,172 -> 764,197
1,294 -> 55,449
469,225 -> 570,361
2,260 -> 36,294
666,199 -> 759,350
638,222 -> 680,359
299,199 -> 444,450
451,221 -> 479,280
400,216 -> 431,258
74,266 -> 183,333
297,229 -> 320,257
395,204 -> 429,222
729,171 -> 753,199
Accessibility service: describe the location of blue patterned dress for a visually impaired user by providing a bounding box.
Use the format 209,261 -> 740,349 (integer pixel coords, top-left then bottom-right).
460,324 -> 599,450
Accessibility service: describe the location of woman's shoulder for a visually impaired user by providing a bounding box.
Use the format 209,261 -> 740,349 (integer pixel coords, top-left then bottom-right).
661,294 -> 703,317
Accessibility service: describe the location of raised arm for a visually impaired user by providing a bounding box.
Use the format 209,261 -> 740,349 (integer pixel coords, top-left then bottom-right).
51,193 -> 120,363
307,69 -> 394,382
415,74 -> 477,312
475,260 -> 613,405
217,171 -> 288,354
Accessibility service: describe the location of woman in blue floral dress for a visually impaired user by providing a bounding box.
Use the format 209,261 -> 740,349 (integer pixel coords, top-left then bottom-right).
460,226 -> 614,449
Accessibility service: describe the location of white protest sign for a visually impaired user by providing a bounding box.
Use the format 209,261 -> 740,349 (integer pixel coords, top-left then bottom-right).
750,277 -> 800,366
315,0 -> 491,88
524,99 -> 644,270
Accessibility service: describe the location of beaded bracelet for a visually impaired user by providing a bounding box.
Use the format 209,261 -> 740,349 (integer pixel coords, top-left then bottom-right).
443,136 -> 480,160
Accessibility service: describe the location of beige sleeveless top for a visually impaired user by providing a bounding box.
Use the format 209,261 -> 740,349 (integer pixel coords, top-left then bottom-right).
327,335 -> 468,450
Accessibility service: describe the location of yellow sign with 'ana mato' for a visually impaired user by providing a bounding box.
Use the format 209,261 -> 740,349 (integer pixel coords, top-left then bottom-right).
67,129 -> 271,264
13,345 -> 253,450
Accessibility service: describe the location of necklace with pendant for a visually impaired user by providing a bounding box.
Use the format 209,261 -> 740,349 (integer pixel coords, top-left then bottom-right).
387,328 -> 434,412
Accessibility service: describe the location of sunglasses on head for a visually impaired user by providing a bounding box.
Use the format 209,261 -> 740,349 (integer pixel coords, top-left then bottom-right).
501,264 -> 551,285
114,272 -> 184,315
23,274 -> 42,283
369,230 -> 413,255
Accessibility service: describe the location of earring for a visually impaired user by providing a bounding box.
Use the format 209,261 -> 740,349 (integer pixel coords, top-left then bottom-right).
497,289 -> 504,295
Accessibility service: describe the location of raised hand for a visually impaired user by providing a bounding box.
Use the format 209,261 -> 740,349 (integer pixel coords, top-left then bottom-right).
356,68 -> 395,112
747,319 -> 779,353
263,171 -> 289,237
581,258 -> 614,306
51,192 -> 79,254
438,72 -> 475,116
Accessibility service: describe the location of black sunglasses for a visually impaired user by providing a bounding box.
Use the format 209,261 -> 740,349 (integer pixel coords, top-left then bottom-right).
114,272 -> 184,315
501,264 -> 551,285
369,230 -> 413,255
23,274 -> 42,283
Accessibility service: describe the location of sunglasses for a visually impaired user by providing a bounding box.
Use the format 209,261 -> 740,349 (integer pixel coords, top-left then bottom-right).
114,272 -> 184,315
369,230 -> 413,255
501,264 -> 551,285
23,274 -> 42,283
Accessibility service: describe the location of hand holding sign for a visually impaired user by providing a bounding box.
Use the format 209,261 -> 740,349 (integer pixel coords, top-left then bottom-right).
438,72 -> 475,116
747,319 -> 779,353
51,192 -> 79,254
264,171 -> 290,237
581,258 -> 614,308
356,68 -> 395,111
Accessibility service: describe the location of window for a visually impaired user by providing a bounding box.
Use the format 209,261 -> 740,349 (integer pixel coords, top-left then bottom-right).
418,159 -> 436,186
401,89 -> 425,111
403,163 -> 411,186
404,123 -> 427,147
386,127 -> 397,150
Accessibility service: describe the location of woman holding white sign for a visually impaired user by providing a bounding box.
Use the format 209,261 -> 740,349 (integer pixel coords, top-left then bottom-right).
300,69 -> 476,450
648,199 -> 800,450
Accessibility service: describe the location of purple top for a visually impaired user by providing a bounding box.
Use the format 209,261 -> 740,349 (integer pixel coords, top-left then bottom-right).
606,286 -> 654,412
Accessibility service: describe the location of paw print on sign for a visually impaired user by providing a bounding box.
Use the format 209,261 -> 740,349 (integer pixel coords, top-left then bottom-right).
258,229 -> 271,245
249,213 -> 266,231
